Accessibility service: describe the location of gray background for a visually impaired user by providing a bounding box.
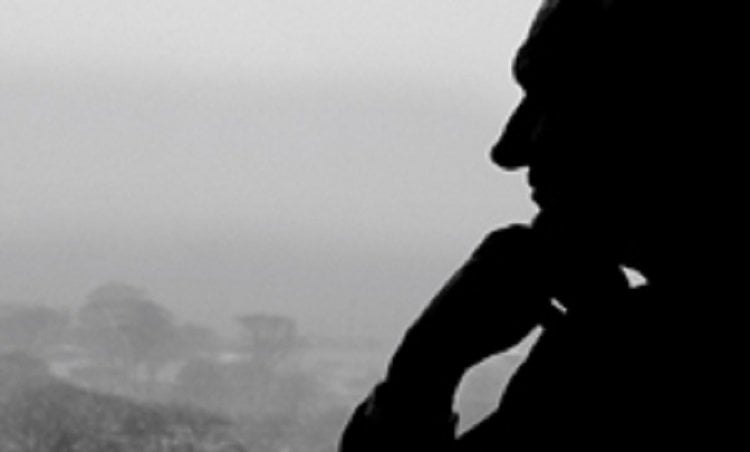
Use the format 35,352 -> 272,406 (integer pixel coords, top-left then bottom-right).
1,0 -> 540,344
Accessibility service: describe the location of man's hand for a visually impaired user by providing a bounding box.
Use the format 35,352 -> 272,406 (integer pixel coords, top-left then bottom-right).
387,225 -> 553,390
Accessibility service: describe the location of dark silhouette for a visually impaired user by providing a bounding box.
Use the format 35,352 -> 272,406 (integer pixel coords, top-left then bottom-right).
340,1 -> 718,450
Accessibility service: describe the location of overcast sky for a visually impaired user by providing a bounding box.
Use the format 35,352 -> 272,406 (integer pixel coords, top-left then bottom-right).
1,0 -> 541,341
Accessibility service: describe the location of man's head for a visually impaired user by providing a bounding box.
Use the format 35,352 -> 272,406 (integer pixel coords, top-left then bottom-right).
491,0 -> 670,272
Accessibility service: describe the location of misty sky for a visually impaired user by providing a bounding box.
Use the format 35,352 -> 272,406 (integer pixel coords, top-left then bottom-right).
1,1 -> 541,341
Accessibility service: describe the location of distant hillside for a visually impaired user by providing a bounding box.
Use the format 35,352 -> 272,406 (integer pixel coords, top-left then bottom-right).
0,352 -> 244,452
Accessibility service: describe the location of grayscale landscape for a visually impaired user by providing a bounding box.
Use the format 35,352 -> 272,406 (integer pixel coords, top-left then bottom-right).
1,1 -> 541,450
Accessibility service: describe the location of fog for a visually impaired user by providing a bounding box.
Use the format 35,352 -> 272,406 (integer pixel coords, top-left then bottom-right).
2,1 -> 541,450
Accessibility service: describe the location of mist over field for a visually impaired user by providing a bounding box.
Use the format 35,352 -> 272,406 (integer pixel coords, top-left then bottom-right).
2,1 -> 541,450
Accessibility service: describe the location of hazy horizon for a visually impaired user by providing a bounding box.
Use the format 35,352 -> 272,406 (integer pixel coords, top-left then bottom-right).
2,0 -> 541,343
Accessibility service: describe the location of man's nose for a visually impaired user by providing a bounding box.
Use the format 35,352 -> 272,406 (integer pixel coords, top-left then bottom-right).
490,95 -> 543,170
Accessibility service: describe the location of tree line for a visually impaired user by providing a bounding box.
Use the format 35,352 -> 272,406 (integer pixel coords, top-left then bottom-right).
0,282 -> 358,452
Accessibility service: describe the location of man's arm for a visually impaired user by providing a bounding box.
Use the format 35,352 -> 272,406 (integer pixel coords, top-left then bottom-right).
339,226 -> 553,451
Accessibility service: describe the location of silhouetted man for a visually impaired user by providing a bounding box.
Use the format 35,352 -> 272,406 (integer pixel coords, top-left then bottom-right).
340,1 -> 717,450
